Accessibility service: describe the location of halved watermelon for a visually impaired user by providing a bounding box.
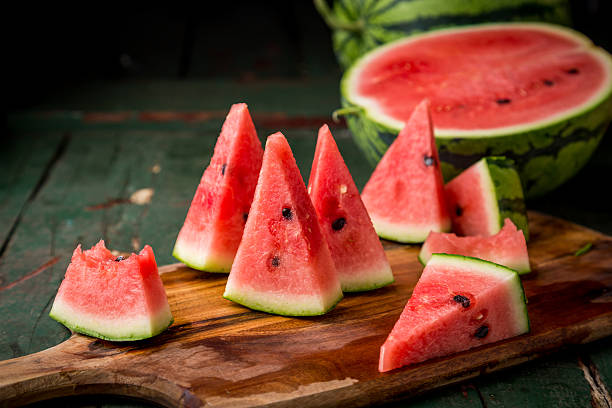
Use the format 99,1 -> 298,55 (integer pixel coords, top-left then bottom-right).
341,23 -> 612,197
361,100 -> 450,243
445,156 -> 529,240
419,219 -> 530,274
379,254 -> 529,372
308,124 -> 394,292
223,132 -> 343,316
173,103 -> 263,272
49,241 -> 173,341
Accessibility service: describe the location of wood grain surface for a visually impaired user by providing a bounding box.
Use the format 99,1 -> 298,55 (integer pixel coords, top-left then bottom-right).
1,211 -> 611,408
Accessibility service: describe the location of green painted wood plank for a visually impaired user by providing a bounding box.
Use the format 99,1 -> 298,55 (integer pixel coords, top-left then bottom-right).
587,337 -> 612,391
475,353 -> 593,408
382,383 -> 483,408
0,134 -> 64,248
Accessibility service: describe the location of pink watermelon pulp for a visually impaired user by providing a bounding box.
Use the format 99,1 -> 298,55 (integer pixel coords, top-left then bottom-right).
361,100 -> 450,243
419,219 -> 530,274
379,254 -> 529,372
173,103 -> 263,272
49,241 -> 173,341
308,124 -> 393,292
224,132 -> 343,316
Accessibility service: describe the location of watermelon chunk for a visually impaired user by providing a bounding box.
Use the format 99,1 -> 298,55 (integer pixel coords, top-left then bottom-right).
173,103 -> 263,272
445,156 -> 529,240
419,219 -> 530,274
361,100 -> 450,243
224,132 -> 343,316
49,241 -> 173,341
308,124 -> 394,292
379,254 -> 529,372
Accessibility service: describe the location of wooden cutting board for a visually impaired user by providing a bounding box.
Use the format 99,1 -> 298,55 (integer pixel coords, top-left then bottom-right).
1,211 -> 611,408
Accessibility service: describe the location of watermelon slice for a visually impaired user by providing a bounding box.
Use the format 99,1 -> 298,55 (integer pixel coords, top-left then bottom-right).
361,100 -> 450,243
49,241 -> 173,341
341,23 -> 612,198
308,124 -> 394,292
223,132 -> 343,316
379,253 -> 529,372
173,103 -> 263,272
419,219 -> 530,274
445,156 -> 529,240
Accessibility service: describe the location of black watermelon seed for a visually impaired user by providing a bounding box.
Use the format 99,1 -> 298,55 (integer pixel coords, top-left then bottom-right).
221,163 -> 227,175
453,294 -> 471,308
243,213 -> 248,222
332,217 -> 346,231
455,205 -> 463,217
475,325 -> 489,338
115,256 -> 124,262
282,207 -> 293,220
496,98 -> 511,105
271,256 -> 280,267
423,155 -> 435,167
565,68 -> 579,75
542,79 -> 554,86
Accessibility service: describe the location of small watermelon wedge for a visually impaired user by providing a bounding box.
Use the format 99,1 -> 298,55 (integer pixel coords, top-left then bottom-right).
361,100 -> 450,243
308,124 -> 394,292
224,132 -> 343,316
50,241 -> 173,341
379,254 -> 529,372
419,219 -> 530,274
173,103 -> 263,272
445,157 -> 529,240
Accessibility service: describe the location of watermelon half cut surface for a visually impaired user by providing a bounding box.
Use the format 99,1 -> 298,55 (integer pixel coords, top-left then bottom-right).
49,241 -> 173,341
361,100 -> 450,243
224,133 -> 343,316
419,219 -> 530,274
341,23 -> 612,197
445,156 -> 529,240
379,254 -> 529,372
308,124 -> 393,292
173,103 -> 263,273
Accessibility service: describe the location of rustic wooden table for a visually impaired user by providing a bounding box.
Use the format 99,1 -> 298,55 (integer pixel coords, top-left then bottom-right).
3,2 -> 612,406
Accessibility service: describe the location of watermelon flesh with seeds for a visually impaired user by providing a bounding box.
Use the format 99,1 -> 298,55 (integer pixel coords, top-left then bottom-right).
173,103 -> 263,272
341,23 -> 612,197
419,219 -> 530,274
224,132 -> 343,316
361,100 -> 450,243
379,254 -> 529,372
308,124 -> 394,292
445,156 -> 529,240
49,241 -> 173,341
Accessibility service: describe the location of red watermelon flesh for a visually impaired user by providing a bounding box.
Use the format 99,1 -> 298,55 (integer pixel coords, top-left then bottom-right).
379,254 -> 529,372
224,132 -> 343,316
419,219 -> 530,274
308,124 -> 394,292
351,24 -> 608,132
173,103 -> 263,272
49,241 -> 173,341
361,100 -> 450,243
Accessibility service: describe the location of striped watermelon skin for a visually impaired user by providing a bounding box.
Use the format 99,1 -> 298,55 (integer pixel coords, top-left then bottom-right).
320,0 -> 572,69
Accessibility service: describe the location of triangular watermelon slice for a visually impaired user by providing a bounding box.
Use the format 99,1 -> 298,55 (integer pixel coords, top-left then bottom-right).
308,124 -> 394,292
361,100 -> 450,243
173,103 -> 263,272
419,219 -> 530,274
50,241 -> 173,341
379,254 -> 529,372
444,156 -> 529,240
224,132 -> 343,316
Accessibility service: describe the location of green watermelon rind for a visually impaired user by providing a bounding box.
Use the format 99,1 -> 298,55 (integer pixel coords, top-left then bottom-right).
341,263 -> 395,292
49,300 -> 174,341
172,244 -> 233,273
371,217 -> 451,244
341,23 -> 612,198
427,253 -> 530,332
330,0 -> 572,69
418,250 -> 531,275
222,289 -> 344,317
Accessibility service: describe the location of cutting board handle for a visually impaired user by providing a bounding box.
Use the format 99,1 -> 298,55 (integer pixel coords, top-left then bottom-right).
0,335 -> 197,407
